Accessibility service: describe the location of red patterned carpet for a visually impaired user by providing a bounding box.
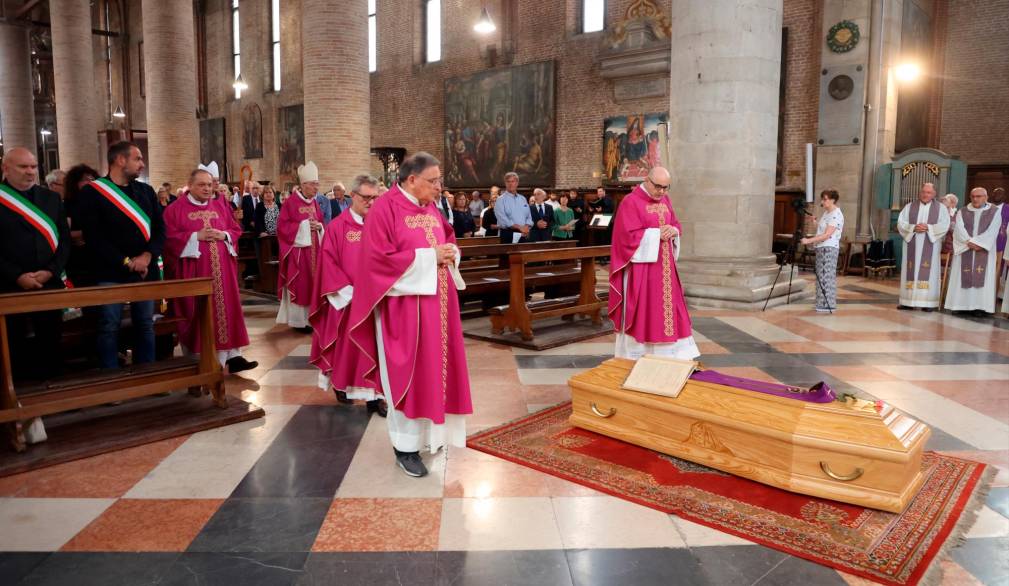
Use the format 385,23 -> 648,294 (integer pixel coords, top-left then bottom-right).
468,403 -> 993,586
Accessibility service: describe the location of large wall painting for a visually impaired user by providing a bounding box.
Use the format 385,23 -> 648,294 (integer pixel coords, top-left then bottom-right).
199,117 -> 226,180
444,61 -> 555,188
277,104 -> 305,185
602,112 -> 668,184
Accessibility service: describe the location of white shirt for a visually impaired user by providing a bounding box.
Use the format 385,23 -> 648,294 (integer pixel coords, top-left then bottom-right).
816,208 -> 844,249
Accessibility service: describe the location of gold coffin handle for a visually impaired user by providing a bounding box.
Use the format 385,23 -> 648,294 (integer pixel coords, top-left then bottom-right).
819,461 -> 864,482
590,402 -> 616,418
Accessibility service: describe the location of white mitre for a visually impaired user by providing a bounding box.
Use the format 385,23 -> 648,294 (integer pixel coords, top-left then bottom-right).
198,161 -> 220,179
298,161 -> 319,183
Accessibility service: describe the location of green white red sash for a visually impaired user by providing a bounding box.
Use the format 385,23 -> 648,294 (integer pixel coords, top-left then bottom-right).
90,178 -> 151,241
0,183 -> 59,252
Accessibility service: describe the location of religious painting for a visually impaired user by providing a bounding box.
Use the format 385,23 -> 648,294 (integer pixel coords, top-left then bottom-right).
443,61 -> 555,188
243,103 -> 263,159
199,117 -> 226,180
277,104 -> 305,184
602,112 -> 668,184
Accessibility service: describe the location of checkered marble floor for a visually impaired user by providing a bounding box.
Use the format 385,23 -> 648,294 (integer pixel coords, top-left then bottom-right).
1,276 -> 1007,585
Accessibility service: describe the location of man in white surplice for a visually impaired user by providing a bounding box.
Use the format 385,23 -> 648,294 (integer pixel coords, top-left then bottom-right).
896,182 -> 949,310
945,187 -> 1001,314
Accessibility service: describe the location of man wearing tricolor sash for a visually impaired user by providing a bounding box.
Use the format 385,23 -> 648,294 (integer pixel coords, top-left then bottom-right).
896,183 -> 949,311
0,147 -> 70,380
275,161 -> 325,331
77,141 -> 166,369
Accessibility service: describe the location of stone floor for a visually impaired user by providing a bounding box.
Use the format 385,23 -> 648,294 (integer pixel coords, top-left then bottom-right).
1,275 -> 1007,585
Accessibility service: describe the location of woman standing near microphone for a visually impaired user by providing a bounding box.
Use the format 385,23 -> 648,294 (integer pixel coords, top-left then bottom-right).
801,189 -> 844,313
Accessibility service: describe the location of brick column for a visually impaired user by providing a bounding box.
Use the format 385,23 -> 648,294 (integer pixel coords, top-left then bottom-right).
302,0 -> 370,186
669,0 -> 808,309
49,0 -> 100,169
0,23 -> 36,153
142,0 -> 199,187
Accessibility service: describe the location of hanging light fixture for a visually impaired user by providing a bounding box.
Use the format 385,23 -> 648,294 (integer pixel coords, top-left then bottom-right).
474,6 -> 496,34
233,73 -> 248,92
113,105 -> 126,118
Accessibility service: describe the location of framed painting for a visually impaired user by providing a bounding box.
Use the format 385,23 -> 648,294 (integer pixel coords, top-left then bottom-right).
243,103 -> 263,159
444,61 -> 555,188
198,117 -> 226,180
277,104 -> 305,184
602,112 -> 668,184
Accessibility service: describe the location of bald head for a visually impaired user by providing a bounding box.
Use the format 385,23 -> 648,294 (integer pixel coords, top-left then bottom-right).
644,166 -> 670,198
1,147 -> 39,191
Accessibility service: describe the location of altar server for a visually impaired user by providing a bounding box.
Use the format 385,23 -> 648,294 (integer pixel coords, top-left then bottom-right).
163,168 -> 257,373
945,187 -> 1001,314
348,153 -> 473,478
608,166 -> 699,361
276,161 -> 325,330
309,174 -> 386,416
896,183 -> 949,310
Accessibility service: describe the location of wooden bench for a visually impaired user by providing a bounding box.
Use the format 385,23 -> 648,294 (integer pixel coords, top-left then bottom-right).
459,240 -> 576,273
254,235 -> 280,295
489,245 -> 610,341
0,279 -> 226,452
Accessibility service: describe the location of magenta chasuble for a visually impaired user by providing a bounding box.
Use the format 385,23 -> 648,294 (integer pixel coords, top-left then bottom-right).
309,210 -> 374,393
608,185 -> 693,344
163,196 -> 249,353
277,194 -> 324,305
348,186 -> 473,423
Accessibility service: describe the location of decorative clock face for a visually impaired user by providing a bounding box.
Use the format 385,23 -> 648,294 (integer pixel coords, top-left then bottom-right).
827,20 -> 861,53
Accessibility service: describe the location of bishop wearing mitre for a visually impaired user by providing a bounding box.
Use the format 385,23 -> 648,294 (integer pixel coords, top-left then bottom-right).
608,166 -> 699,361
163,168 -> 257,373
896,182 -> 949,310
347,153 -> 473,478
945,187 -> 1002,314
276,161 -> 325,331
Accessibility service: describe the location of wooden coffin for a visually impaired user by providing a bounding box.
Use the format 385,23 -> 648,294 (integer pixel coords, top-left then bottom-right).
568,359 -> 931,513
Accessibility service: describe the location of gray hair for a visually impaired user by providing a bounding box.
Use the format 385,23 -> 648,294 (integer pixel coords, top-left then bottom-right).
45,169 -> 65,186
944,193 -> 958,206
504,172 -> 519,182
398,151 -> 441,184
332,182 -> 346,192
970,187 -> 988,197
533,188 -> 546,197
350,174 -> 379,193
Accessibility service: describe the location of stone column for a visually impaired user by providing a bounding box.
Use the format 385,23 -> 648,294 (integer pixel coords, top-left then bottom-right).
668,0 -> 806,309
302,0 -> 370,186
0,23 -> 36,153
141,0 -> 200,188
49,0 -> 100,169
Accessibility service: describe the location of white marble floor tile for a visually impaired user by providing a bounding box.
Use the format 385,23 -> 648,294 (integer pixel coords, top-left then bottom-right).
287,344 -> 313,357
816,340 -> 988,353
124,405 -> 299,498
517,368 -> 585,385
798,315 -> 916,332
715,317 -> 809,342
552,496 -> 685,549
438,497 -> 563,551
850,381 -> 1009,450
910,312 -> 1002,333
873,364 -> 1009,381
0,498 -> 114,551
670,516 -> 755,547
257,369 -> 320,386
966,505 -> 1009,538
336,415 -> 446,499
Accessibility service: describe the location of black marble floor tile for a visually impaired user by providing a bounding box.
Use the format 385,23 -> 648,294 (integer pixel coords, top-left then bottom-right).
18,552 -> 179,586
160,552 -> 308,586
436,550 -> 573,586
987,487 -> 1009,520
187,498 -> 332,553
946,311 -> 1009,331
796,352 -> 911,366
566,548 -> 704,586
230,406 -> 369,497
0,553 -> 49,584
514,355 -> 611,369
699,353 -> 809,368
754,552 -> 851,585
894,351 -> 1009,365
691,544 -> 788,584
297,552 -> 437,586
950,537 -> 1009,586
270,355 -> 315,370
693,318 -> 777,354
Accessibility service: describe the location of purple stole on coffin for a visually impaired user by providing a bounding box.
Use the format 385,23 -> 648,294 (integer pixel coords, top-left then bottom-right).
960,205 -> 999,289
904,200 -> 942,289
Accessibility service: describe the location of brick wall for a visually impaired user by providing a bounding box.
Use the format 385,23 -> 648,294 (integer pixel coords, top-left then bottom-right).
780,0 -> 821,190
937,0 -> 1009,164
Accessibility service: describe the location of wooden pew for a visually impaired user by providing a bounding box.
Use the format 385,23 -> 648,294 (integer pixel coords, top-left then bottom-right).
490,245 -> 610,341
255,235 -> 280,295
459,240 -> 576,273
0,279 -> 226,452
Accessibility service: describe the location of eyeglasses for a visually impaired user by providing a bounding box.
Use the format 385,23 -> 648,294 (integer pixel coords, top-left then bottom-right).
649,181 -> 670,191
352,191 -> 380,202
418,175 -> 443,186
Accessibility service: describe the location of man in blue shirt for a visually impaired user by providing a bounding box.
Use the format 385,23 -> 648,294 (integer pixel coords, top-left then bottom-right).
329,182 -> 352,219
494,172 -> 532,244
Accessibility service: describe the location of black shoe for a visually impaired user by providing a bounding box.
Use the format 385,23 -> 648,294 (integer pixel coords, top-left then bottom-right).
367,399 -> 388,418
896,304 -> 912,310
334,390 -> 353,404
295,326 -> 313,334
394,449 -> 428,477
226,356 -> 259,374
921,307 -> 935,313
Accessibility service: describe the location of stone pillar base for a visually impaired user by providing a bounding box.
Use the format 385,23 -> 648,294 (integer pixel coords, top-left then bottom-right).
677,255 -> 813,310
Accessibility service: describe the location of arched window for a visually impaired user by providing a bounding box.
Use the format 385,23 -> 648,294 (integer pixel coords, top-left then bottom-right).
582,0 -> 605,33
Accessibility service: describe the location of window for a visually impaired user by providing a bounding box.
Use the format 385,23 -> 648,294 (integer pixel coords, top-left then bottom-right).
368,0 -> 377,72
582,0 -> 605,33
232,0 -> 241,98
271,0 -> 281,91
425,0 -> 441,63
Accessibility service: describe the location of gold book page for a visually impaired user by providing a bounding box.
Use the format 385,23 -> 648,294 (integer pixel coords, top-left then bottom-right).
621,355 -> 698,398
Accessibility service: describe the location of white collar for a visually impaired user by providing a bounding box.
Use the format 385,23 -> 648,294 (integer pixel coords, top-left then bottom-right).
399,186 -> 423,207
349,209 -> 364,225
187,194 -> 210,207
969,203 -> 989,211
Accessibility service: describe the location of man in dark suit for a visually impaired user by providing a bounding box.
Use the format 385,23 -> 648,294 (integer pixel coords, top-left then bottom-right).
0,147 -> 71,380
529,188 -> 554,242
240,181 -> 262,233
